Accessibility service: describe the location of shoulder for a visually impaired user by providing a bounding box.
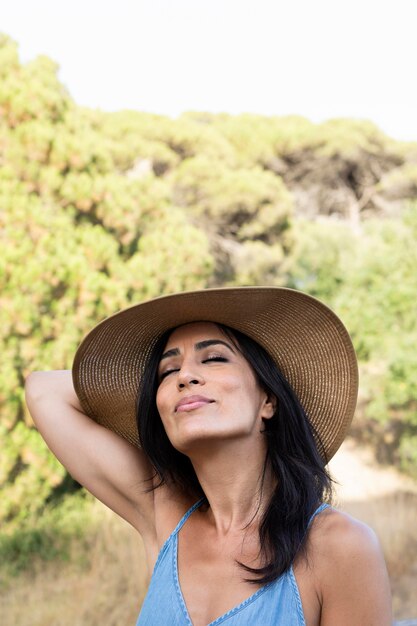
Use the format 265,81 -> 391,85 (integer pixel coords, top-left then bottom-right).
306,506 -> 392,625
309,506 -> 381,562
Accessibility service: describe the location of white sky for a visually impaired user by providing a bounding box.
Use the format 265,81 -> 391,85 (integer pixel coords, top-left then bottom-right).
1,0 -> 417,141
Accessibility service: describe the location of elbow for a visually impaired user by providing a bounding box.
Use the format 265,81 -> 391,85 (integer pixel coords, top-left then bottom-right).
25,370 -> 78,418
25,371 -> 50,408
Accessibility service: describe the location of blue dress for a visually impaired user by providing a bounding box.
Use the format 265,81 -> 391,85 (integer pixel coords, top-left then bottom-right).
136,499 -> 328,625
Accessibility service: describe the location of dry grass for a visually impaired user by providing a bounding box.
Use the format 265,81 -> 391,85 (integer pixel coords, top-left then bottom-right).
344,492 -> 417,577
0,500 -> 148,626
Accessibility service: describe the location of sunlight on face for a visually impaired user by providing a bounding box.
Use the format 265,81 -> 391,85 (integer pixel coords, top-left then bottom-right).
155,322 -> 274,454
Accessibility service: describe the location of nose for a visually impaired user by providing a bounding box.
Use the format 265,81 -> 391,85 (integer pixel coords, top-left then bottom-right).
177,366 -> 204,390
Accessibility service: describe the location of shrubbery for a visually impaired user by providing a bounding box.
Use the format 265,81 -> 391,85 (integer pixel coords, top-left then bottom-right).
288,206 -> 417,475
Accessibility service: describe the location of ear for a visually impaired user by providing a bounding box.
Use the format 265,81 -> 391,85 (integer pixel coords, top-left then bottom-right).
261,393 -> 277,420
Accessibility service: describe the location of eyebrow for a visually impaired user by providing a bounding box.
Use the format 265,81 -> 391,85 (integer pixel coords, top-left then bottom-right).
160,339 -> 236,361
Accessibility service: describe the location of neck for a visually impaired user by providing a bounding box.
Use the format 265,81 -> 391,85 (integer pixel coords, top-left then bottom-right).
187,438 -> 276,534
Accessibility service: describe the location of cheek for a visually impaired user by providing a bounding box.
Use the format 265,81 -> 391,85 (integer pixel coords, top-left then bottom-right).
155,387 -> 169,424
235,373 -> 266,411
220,372 -> 263,406
155,388 -> 162,411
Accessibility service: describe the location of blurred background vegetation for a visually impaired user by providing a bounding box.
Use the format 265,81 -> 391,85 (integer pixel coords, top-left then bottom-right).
1,33 -> 417,621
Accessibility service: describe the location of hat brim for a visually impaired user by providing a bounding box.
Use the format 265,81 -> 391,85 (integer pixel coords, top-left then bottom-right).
72,286 -> 358,462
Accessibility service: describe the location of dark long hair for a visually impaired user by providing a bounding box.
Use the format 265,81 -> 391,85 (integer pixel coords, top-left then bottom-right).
136,324 -> 332,584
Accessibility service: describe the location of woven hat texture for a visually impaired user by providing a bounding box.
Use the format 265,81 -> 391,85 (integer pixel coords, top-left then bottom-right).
72,287 -> 358,462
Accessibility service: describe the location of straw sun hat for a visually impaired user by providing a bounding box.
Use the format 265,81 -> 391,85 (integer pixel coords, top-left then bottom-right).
72,286 -> 358,462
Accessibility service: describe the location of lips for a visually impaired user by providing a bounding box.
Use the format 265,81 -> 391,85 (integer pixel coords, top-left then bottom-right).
175,395 -> 214,413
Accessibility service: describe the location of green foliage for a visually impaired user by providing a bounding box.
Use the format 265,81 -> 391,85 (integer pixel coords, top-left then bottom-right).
0,492 -> 94,577
171,155 -> 292,241
211,113 -> 315,165
0,423 -> 66,524
288,205 -> 417,470
399,435 -> 417,479
287,219 -> 356,299
0,35 -> 69,127
308,118 -> 394,158
230,240 -> 289,286
125,206 -> 214,298
377,162 -> 417,199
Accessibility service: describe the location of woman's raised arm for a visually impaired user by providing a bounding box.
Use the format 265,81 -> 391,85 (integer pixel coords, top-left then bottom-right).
25,370 -> 156,538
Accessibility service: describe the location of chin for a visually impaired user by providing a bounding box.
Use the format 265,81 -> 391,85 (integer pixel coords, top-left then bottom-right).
168,423 -> 247,455
170,430 -> 216,455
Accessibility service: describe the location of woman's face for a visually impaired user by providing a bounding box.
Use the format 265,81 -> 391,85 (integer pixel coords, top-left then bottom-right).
155,322 -> 275,454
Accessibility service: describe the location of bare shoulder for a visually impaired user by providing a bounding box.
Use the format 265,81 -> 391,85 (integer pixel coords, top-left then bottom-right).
309,506 -> 381,561
307,506 -> 392,625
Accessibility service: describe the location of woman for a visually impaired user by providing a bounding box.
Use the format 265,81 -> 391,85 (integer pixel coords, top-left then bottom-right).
25,286 -> 392,625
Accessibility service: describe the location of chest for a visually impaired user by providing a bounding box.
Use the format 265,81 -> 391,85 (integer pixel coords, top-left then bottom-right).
177,521 -> 265,626
144,501 -> 322,626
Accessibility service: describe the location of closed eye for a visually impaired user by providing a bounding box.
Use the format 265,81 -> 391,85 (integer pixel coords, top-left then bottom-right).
159,368 -> 179,381
159,356 -> 227,381
203,356 -> 228,363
